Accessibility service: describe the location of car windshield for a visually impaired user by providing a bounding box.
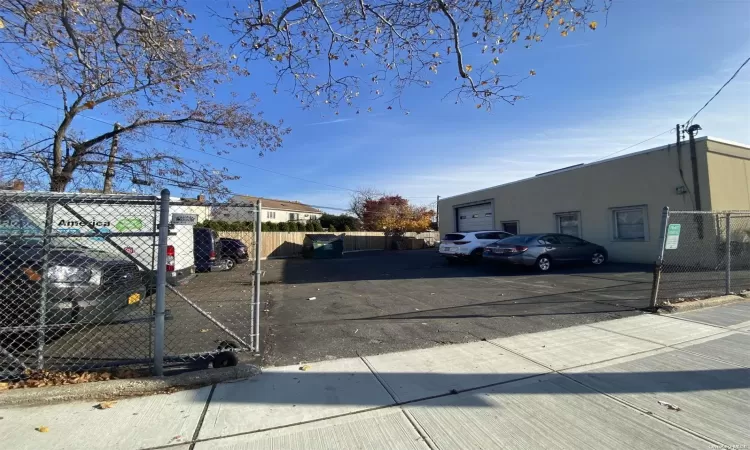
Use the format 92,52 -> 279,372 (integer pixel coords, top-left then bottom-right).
443,233 -> 465,241
495,235 -> 536,245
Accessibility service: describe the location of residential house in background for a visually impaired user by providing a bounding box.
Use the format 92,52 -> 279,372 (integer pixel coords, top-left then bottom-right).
438,136 -> 750,263
220,195 -> 323,224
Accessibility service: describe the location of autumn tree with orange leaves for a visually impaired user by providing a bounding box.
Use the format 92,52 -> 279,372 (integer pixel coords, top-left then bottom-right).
362,196 -> 434,235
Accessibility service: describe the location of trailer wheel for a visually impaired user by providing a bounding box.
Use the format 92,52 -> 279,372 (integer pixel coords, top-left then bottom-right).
213,351 -> 238,368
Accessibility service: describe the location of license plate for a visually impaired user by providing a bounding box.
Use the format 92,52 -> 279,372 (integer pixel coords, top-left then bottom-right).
128,293 -> 141,305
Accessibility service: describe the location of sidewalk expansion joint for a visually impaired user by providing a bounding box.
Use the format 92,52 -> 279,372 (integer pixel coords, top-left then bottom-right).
359,353 -> 438,450
585,323 -> 749,369
188,384 -> 216,450
655,311 -> 750,334
484,337 -> 731,448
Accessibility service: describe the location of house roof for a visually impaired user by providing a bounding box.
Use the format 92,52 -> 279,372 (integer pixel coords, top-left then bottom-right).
230,195 -> 322,214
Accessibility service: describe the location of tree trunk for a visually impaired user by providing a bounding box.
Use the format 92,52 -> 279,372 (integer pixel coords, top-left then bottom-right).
102,123 -> 121,193
50,111 -> 77,192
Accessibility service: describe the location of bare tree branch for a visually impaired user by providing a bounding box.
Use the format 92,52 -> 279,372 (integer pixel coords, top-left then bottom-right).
0,0 -> 288,194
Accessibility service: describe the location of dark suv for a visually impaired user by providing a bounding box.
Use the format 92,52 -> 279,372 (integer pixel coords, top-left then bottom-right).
0,236 -> 147,340
193,227 -> 224,272
218,237 -> 249,270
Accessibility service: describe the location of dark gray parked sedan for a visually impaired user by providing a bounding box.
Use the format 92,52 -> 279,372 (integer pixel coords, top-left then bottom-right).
483,233 -> 608,271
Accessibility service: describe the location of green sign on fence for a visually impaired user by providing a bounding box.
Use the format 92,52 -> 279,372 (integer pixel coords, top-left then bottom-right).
665,223 -> 681,249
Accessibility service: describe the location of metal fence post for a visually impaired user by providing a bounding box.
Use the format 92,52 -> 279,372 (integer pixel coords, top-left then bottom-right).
153,189 -> 170,376
36,200 -> 55,370
650,206 -> 670,309
725,213 -> 731,295
253,200 -> 262,353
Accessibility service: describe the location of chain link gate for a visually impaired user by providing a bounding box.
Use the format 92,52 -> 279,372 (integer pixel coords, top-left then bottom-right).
0,189 -> 262,381
651,207 -> 750,307
160,194 -> 262,372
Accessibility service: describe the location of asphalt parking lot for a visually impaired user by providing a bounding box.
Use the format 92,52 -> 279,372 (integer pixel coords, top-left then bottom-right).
29,247 -> 746,374
259,250 -> 655,366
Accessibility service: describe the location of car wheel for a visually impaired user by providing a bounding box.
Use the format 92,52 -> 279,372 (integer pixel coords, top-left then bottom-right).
223,257 -> 236,271
536,255 -> 552,272
469,249 -> 483,264
592,251 -> 606,265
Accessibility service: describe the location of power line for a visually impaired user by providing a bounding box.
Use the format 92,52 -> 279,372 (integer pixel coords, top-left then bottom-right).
0,90 -> 363,193
590,128 -> 675,163
685,56 -> 750,127
2,89 -> 437,202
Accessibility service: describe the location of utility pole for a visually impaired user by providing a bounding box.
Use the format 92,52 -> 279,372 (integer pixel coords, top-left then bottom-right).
103,123 -> 122,194
436,195 -> 440,231
687,123 -> 704,238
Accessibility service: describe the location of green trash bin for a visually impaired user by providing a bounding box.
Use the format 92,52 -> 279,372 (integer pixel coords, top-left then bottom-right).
302,234 -> 344,259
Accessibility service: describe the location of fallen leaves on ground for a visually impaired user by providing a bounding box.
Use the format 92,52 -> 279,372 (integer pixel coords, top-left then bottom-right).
36,426 -> 49,433
658,400 -> 681,411
96,401 -> 117,409
1,368 -> 144,391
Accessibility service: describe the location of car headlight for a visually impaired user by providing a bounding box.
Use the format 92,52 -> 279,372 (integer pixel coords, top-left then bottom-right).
46,266 -> 101,285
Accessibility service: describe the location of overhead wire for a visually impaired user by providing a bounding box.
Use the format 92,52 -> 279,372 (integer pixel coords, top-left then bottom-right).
684,56 -> 750,128
589,128 -> 676,163
1,89 -> 437,202
0,90 -> 361,193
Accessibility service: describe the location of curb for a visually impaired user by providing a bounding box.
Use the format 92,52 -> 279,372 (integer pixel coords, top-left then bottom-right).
658,294 -> 747,314
0,364 -> 261,408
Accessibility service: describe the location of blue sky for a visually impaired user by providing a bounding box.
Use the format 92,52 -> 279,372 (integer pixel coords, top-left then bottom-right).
2,0 -> 749,212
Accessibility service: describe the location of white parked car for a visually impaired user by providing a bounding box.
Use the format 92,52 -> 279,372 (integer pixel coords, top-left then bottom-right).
439,231 -> 513,263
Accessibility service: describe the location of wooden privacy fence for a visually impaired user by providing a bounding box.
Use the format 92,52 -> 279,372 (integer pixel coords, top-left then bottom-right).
217,231 -> 440,259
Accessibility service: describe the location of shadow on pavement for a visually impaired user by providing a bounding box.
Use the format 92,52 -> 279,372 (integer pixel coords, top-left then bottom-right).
269,250 -> 652,285
209,368 -> 750,407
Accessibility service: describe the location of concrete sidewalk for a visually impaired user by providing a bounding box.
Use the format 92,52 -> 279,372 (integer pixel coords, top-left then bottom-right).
2,302 -> 749,449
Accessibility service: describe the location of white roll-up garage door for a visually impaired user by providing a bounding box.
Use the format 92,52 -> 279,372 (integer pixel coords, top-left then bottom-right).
457,203 -> 493,232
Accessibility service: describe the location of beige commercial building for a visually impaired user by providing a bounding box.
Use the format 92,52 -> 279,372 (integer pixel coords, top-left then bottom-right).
437,137 -> 750,263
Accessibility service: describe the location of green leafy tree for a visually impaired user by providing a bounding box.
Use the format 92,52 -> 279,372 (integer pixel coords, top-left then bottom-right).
305,221 -> 315,232
277,222 -> 289,232
320,213 -> 360,231
344,224 -> 352,232
287,221 -> 299,232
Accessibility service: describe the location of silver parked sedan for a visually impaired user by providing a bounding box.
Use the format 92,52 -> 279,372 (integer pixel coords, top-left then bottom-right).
483,233 -> 608,272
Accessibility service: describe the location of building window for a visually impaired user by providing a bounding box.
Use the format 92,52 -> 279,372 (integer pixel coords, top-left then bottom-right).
266,211 -> 276,219
289,213 -> 299,221
459,215 -> 467,220
555,212 -> 581,237
500,221 -> 519,235
485,212 -> 492,217
612,206 -> 648,241
472,214 -> 479,218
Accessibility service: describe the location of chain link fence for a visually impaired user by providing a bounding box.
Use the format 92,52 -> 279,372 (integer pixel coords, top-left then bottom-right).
0,190 -> 261,381
651,208 -> 750,306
